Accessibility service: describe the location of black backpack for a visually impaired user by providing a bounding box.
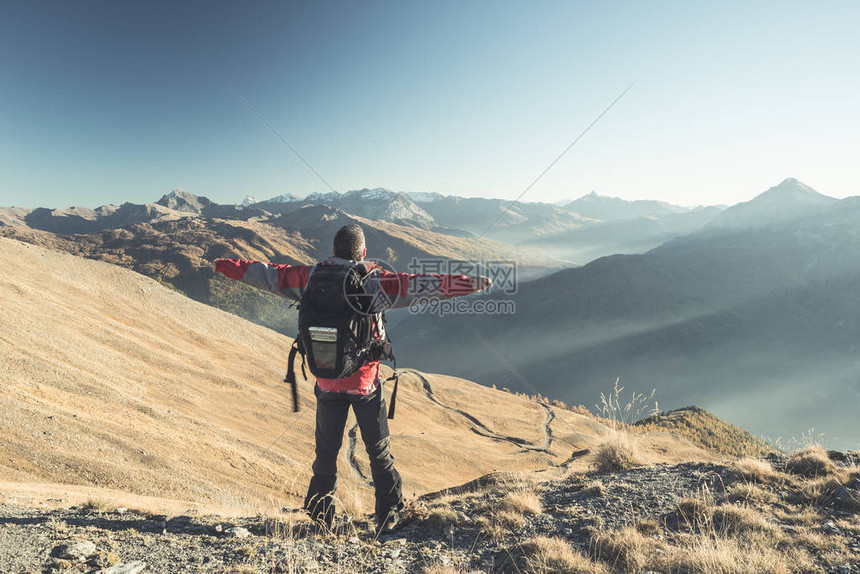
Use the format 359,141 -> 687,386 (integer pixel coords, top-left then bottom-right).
285,263 -> 398,417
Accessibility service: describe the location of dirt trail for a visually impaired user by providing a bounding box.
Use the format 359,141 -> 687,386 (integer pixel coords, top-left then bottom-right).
404,369 -> 553,454
537,402 -> 555,450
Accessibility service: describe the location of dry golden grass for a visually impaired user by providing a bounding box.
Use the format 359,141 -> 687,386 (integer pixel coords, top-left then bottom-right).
677,496 -> 712,527
419,565 -> 468,574
80,498 -> 113,514
490,509 -> 526,529
670,532 -> 795,574
634,519 -> 662,536
521,536 -> 609,574
711,503 -> 779,537
772,504 -> 822,527
591,526 -> 654,572
424,507 -> 460,531
676,492 -> 780,538
726,482 -> 778,504
5,237 -> 677,514
785,445 -> 838,478
729,457 -> 781,484
589,514 -> 803,574
499,490 -> 542,515
793,527 -> 848,555
801,476 -> 842,504
634,406 -> 776,457
594,430 -> 643,472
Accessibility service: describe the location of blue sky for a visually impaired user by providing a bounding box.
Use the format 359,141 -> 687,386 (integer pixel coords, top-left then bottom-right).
1,1 -> 858,209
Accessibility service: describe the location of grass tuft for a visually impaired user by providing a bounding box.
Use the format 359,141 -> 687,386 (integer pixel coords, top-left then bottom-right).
726,482 -> 778,505
729,458 -> 781,484
80,498 -> 113,514
591,526 -> 652,573
499,490 -> 542,515
594,430 -> 642,472
785,446 -> 838,478
522,535 -> 609,574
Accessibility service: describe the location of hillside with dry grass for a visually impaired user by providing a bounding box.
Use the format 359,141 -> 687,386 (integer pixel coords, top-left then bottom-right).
0,237 -> 713,517
634,405 -> 777,458
1,237 -> 858,572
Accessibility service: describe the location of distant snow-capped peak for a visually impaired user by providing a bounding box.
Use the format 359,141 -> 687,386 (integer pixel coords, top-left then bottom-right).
266,193 -> 304,203
407,191 -> 445,203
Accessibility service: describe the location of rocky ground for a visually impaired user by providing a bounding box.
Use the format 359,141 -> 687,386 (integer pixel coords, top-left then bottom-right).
1,449 -> 858,573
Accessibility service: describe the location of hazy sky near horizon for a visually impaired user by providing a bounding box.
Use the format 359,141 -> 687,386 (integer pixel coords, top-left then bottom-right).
1,1 -> 858,209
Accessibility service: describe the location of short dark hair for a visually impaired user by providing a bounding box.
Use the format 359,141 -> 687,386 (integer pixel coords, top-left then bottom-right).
333,224 -> 366,261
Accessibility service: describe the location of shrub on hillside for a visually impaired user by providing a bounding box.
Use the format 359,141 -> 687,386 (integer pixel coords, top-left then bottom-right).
786,446 -> 838,478
594,430 -> 642,472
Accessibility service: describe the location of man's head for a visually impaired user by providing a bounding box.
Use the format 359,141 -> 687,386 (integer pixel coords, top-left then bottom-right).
333,224 -> 366,261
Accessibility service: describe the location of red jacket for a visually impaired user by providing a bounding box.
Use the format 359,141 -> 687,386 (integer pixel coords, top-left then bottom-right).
214,256 -> 480,394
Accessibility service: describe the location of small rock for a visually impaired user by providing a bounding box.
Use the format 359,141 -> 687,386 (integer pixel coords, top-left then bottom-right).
348,536 -> 360,544
214,524 -> 224,533
822,521 -> 841,534
227,526 -> 251,539
166,515 -> 193,532
389,549 -> 401,559
99,561 -> 147,574
832,486 -> 860,508
55,540 -> 97,561
114,507 -> 128,515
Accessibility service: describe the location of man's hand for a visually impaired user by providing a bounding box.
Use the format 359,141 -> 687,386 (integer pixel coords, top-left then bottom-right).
473,276 -> 493,293
214,258 -> 245,280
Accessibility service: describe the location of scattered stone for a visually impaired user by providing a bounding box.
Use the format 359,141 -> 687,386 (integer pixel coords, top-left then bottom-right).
114,507 -> 128,515
99,561 -> 147,574
55,540 -> 97,561
832,486 -> 860,509
166,515 -> 193,532
3,458 -> 860,573
226,526 -> 251,539
823,521 -> 842,534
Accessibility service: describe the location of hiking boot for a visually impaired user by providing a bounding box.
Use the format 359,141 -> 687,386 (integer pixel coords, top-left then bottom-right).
375,510 -> 400,534
307,502 -> 335,532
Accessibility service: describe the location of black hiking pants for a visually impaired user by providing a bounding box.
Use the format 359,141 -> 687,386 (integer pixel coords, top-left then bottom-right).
303,383 -> 403,524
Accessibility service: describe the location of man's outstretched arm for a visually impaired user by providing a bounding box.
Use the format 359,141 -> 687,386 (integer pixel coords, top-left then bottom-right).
375,268 -> 493,309
214,258 -> 312,301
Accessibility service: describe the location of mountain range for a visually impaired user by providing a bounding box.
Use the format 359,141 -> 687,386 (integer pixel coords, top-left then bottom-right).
0,188 -> 562,335
242,186 -> 725,263
392,178 -> 860,450
2,178 -> 855,449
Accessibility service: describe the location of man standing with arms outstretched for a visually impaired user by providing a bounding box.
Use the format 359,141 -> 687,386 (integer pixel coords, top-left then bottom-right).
215,224 -> 491,533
